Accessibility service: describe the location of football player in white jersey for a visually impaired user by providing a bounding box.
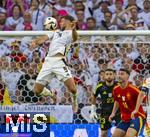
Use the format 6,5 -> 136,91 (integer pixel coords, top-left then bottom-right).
29,15 -> 78,112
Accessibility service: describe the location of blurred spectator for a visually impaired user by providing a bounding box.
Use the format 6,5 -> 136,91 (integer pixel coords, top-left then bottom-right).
134,74 -> 144,87
73,0 -> 91,21
109,0 -> 124,13
112,0 -> 129,30
86,0 -> 101,11
139,0 -> 150,28
100,11 -> 117,30
73,60 -> 93,105
29,0 -> 46,30
98,70 -> 105,83
133,44 -> 150,75
6,0 -> 29,17
80,44 -> 92,69
0,40 -> 11,57
107,46 -> 122,71
98,58 -> 108,71
54,0 -> 74,16
16,11 -> 38,31
126,23 -> 135,30
0,0 -> 6,11
0,56 -> 10,72
51,7 -> 69,24
39,0 -> 52,17
0,1 -> 3,7
87,46 -> 100,89
86,17 -> 97,30
0,0 -> 148,31
19,37 -> 32,56
74,62 -> 92,104
125,0 -> 141,11
5,4 -> 23,30
76,9 -> 87,30
93,1 -> 110,28
1,60 -> 22,102
0,9 -> 11,30
52,7 -> 60,21
54,0 -> 74,17
9,41 -> 27,63
129,6 -> 149,30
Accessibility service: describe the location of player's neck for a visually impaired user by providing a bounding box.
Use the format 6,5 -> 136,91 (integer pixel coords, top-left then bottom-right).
105,81 -> 114,86
65,25 -> 72,30
120,81 -> 128,89
65,27 -> 71,30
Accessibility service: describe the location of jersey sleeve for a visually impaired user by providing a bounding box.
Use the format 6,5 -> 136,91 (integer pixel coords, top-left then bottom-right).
94,83 -> 103,97
129,84 -> 141,95
47,32 -> 54,39
94,87 -> 100,97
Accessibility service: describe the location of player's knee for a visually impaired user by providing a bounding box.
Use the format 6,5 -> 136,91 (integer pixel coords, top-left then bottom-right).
125,132 -> 136,137
112,134 -> 117,137
101,131 -> 107,137
68,85 -> 77,94
33,83 -> 44,95
112,132 -> 119,137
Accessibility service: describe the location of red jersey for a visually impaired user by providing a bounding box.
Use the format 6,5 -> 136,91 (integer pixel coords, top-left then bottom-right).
113,83 -> 146,122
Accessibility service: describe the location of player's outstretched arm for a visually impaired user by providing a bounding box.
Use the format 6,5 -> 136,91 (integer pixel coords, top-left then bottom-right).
72,21 -> 78,42
72,29 -> 78,42
29,35 -> 49,50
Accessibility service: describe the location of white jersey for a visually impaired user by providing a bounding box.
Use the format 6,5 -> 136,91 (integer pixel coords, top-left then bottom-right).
47,30 -> 73,57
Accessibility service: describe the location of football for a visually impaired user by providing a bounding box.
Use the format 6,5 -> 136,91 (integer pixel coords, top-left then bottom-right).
44,17 -> 58,30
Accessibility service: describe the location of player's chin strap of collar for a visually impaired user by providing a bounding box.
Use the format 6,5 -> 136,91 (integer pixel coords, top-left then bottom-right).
60,27 -> 65,31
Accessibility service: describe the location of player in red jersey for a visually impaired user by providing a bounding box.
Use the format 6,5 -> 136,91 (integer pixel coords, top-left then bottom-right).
109,68 -> 146,137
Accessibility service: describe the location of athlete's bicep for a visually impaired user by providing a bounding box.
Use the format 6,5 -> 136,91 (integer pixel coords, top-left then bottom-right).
42,35 -> 49,41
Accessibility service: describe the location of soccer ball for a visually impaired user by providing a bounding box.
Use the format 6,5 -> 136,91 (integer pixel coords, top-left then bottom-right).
44,17 -> 58,30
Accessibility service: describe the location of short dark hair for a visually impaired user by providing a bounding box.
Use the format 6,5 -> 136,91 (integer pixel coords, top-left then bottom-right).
86,17 -> 96,23
104,11 -> 112,16
119,68 -> 130,75
61,15 -> 75,22
12,4 -> 22,15
105,68 -> 116,73
30,0 -> 40,5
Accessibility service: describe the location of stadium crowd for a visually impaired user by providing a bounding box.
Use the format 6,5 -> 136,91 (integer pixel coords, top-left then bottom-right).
0,0 -> 149,106
0,0 -> 149,31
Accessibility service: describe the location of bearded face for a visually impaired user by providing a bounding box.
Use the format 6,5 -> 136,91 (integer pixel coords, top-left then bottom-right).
0,13 -> 6,25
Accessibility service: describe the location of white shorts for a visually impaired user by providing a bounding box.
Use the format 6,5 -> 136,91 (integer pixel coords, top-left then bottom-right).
36,56 -> 72,86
